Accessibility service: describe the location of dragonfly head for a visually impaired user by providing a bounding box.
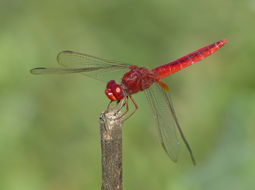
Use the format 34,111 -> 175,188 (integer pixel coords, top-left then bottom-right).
105,80 -> 124,101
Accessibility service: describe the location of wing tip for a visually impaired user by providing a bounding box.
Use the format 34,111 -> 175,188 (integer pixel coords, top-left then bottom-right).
57,50 -> 71,64
61,50 -> 74,54
161,142 -> 178,163
30,67 -> 46,75
57,50 -> 74,57
190,152 -> 197,166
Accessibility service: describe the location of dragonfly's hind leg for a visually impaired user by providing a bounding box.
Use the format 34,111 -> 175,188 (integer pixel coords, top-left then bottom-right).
121,95 -> 138,122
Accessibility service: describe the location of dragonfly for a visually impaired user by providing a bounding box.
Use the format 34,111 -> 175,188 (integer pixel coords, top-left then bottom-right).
31,39 -> 228,165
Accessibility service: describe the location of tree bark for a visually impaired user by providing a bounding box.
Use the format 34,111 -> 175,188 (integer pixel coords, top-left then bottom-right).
100,110 -> 123,190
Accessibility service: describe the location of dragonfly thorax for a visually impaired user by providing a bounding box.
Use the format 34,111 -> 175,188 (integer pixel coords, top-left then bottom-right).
121,66 -> 157,94
105,80 -> 124,101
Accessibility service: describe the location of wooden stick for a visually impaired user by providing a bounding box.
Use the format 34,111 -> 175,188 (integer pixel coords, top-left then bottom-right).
100,109 -> 123,190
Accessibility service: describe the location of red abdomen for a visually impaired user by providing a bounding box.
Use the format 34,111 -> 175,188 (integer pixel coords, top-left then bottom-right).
153,39 -> 228,79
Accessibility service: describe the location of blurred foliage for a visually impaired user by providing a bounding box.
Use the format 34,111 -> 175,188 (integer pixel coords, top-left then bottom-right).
0,0 -> 255,189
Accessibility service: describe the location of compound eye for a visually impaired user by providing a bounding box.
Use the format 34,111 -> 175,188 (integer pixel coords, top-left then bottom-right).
106,80 -> 116,89
112,85 -> 123,99
105,80 -> 124,100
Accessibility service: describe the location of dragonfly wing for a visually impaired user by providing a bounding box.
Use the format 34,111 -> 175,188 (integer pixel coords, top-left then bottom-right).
144,83 -> 196,164
31,51 -> 131,82
144,83 -> 180,162
57,51 -> 130,68
56,51 -> 131,82
30,67 -> 105,74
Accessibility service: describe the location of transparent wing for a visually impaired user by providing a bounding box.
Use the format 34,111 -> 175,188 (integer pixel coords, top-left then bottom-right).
144,83 -> 196,164
31,51 -> 131,82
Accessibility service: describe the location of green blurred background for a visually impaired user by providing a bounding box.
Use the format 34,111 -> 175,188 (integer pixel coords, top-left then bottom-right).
1,0 -> 255,189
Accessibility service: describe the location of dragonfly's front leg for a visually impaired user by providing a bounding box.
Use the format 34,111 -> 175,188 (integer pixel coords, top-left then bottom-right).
107,101 -> 113,110
117,95 -> 138,122
107,99 -> 122,110
116,97 -> 129,120
122,95 -> 138,121
109,96 -> 138,122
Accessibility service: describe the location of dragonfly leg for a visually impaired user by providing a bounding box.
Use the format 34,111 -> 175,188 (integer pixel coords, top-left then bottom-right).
121,95 -> 138,122
107,100 -> 121,111
116,98 -> 127,113
116,97 -> 129,120
107,100 -> 113,109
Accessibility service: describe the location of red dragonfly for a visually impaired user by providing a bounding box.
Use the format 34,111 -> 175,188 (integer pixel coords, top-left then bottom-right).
31,39 -> 228,165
